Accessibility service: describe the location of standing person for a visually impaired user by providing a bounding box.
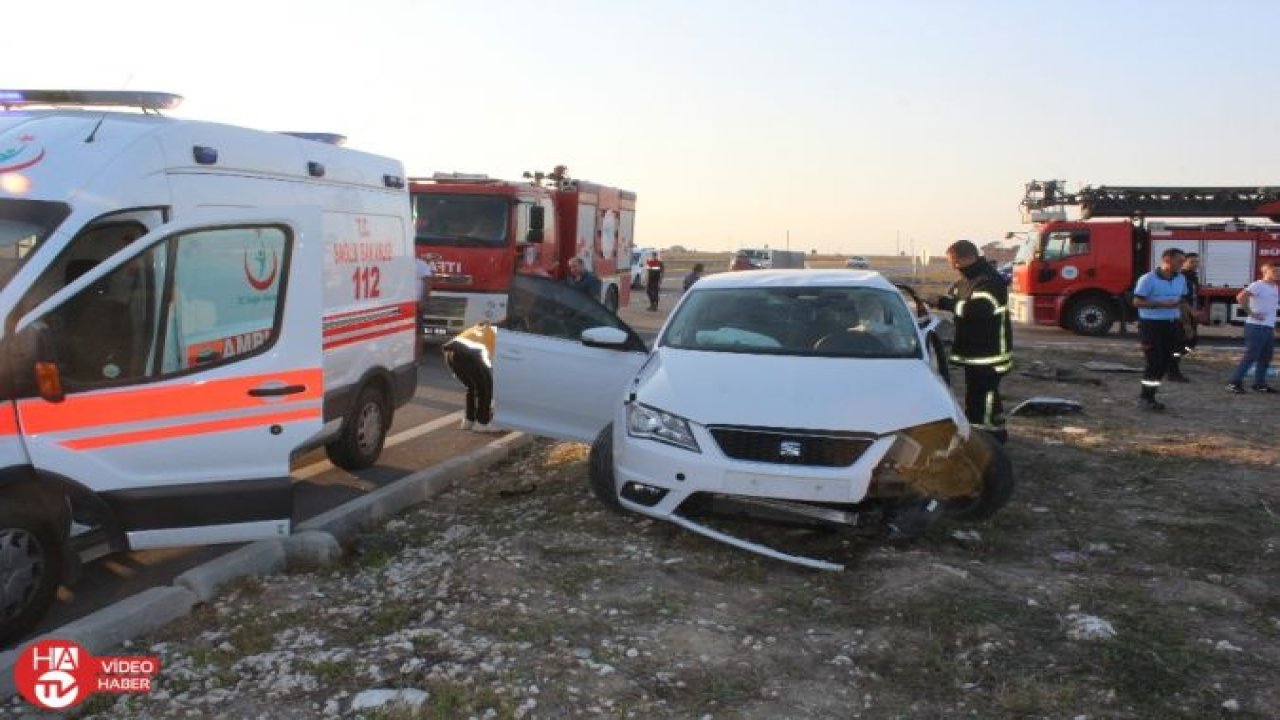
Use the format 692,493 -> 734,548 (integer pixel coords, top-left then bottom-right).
1168,252 -> 1201,382
645,251 -> 665,311
683,262 -> 705,292
1132,248 -> 1189,410
1226,262 -> 1280,394
565,257 -> 602,301
442,323 -> 502,432
935,240 -> 1013,442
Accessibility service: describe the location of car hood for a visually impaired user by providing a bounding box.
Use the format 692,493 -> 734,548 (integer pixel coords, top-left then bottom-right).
635,347 -> 961,435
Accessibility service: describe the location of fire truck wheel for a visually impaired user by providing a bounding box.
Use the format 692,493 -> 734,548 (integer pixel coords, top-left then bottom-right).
604,286 -> 620,314
588,423 -> 623,512
326,383 -> 390,471
0,506 -> 64,646
944,430 -> 1015,522
1066,296 -> 1115,336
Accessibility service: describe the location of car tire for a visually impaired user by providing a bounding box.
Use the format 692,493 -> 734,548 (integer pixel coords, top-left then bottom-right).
945,430 -> 1015,521
588,423 -> 623,512
0,506 -> 64,646
326,383 -> 391,471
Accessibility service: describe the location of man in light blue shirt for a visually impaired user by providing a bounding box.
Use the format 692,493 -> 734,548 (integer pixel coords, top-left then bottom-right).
1132,247 -> 1189,411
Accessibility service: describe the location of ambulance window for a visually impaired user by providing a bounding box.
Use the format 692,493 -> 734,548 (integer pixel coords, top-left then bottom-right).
161,227 -> 288,374
0,199 -> 71,288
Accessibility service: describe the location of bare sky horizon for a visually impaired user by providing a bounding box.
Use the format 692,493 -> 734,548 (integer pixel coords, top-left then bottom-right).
9,0 -> 1280,256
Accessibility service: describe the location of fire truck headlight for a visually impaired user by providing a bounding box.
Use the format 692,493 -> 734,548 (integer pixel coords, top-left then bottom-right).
627,403 -> 700,453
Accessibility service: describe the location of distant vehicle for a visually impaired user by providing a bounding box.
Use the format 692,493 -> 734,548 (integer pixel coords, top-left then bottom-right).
631,246 -> 657,288
732,248 -> 805,270
846,256 -> 870,269
492,270 -> 1013,570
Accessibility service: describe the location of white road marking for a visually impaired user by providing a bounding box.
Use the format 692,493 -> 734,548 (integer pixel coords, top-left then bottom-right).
293,410 -> 464,480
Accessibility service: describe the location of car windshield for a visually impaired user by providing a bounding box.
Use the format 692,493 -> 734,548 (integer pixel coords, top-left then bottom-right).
412,194 -> 509,248
660,286 -> 921,358
0,198 -> 71,289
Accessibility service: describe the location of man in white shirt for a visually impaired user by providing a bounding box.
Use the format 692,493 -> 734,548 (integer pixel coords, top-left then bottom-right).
1226,262 -> 1279,394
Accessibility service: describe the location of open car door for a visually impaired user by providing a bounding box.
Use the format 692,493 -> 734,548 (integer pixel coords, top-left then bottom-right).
493,274 -> 648,443
10,208 -> 323,550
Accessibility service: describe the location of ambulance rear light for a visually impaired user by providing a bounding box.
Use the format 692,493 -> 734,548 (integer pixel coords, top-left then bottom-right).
193,146 -> 219,165
0,89 -> 183,112
34,361 -> 64,403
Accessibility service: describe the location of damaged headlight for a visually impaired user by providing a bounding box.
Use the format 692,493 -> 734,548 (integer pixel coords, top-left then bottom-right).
626,403 -> 701,452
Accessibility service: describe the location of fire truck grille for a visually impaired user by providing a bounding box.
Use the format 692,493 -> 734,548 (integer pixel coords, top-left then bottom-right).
424,296 -> 467,320
708,426 -> 874,467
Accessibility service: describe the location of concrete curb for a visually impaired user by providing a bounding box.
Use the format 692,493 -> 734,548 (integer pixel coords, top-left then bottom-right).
1,431 -> 536,701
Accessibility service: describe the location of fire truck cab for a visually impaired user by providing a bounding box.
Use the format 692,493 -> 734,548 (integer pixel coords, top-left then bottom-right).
0,90 -> 418,643
411,167 -> 635,340
1010,181 -> 1280,335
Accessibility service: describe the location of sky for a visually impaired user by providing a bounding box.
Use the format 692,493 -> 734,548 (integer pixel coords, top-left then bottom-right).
9,0 -> 1280,256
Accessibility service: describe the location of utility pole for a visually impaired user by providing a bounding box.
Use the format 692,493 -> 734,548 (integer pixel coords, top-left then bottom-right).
786,229 -> 790,251
895,230 -> 901,256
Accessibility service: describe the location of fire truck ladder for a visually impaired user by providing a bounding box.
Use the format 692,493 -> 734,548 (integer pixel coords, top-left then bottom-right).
1022,180 -> 1280,220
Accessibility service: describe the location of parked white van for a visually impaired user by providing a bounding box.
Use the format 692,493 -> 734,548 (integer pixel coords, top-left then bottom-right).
0,90 -> 418,643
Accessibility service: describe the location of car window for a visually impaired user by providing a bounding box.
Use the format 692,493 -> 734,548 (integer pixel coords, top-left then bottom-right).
661,286 -> 921,358
501,273 -> 647,351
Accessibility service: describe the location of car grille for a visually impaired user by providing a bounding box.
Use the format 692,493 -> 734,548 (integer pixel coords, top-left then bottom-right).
708,426 -> 874,467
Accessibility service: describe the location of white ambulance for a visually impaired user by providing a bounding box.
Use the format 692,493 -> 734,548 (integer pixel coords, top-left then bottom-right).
0,90 -> 419,643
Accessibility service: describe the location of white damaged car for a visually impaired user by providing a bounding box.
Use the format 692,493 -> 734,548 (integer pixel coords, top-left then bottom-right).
494,270 -> 1013,569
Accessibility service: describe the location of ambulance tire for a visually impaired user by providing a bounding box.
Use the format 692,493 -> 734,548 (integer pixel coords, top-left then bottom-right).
327,383 -> 390,471
588,423 -> 623,512
0,506 -> 64,646
945,430 -> 1015,522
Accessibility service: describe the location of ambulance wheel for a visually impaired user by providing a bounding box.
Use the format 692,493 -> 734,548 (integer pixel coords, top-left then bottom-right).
945,430 -> 1015,521
0,507 -> 64,646
604,286 -> 620,314
327,384 -> 390,471
588,424 -> 623,512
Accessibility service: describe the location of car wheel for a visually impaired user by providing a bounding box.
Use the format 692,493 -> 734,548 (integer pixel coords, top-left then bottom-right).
326,383 -> 390,470
0,506 -> 64,646
945,430 -> 1015,521
588,423 -> 623,511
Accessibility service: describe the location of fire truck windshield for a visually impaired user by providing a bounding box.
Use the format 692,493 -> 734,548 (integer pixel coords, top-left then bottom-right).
412,194 -> 509,248
0,198 -> 71,288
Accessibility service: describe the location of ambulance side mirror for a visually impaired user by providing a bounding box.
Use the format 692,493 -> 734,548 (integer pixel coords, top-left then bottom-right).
15,321 -> 65,403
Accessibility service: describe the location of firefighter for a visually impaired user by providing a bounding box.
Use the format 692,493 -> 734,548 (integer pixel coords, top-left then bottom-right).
1132,247 -> 1189,411
936,240 -> 1012,442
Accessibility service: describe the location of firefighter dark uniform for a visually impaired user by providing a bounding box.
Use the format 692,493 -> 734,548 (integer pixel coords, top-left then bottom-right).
937,257 -> 1013,442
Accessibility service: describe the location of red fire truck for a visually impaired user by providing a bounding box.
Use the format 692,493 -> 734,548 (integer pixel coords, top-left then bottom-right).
410,166 -> 636,339
1009,180 -> 1280,335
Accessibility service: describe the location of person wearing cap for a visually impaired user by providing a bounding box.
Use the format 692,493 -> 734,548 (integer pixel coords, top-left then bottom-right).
935,240 -> 1012,442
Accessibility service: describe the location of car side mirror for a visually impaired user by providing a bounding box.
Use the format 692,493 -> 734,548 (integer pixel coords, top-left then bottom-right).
529,205 -> 545,230
15,321 -> 65,402
525,228 -> 544,244
581,326 -> 629,348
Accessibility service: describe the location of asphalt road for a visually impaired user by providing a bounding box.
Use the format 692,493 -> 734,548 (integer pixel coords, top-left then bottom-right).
12,277 -> 1248,649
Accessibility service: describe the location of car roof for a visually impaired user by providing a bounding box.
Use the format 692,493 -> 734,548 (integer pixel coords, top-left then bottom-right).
696,269 -> 896,291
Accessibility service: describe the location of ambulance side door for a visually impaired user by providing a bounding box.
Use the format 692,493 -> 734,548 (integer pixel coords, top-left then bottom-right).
12,209 -> 323,550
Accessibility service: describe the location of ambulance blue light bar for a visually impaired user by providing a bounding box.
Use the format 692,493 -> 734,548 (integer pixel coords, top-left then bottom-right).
0,90 -> 183,112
